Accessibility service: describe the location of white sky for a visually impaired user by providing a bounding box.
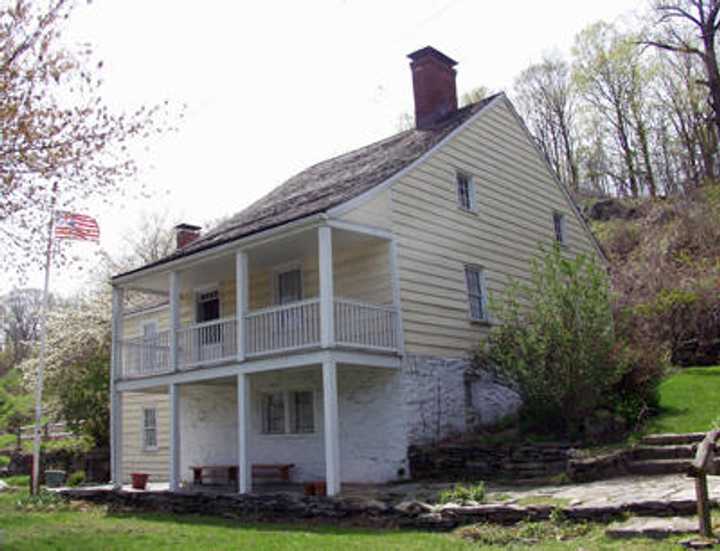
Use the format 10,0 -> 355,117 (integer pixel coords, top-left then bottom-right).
9,0 -> 644,295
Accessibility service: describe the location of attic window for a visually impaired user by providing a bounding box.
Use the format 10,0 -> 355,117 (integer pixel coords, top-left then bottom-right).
456,172 -> 476,212
553,212 -> 566,244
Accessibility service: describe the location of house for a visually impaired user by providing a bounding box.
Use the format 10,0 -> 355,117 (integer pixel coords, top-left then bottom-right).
109,46 -> 602,496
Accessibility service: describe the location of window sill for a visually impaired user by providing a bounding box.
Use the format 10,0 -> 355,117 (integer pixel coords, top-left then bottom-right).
258,432 -> 318,439
142,446 -> 160,453
458,206 -> 478,216
469,318 -> 493,327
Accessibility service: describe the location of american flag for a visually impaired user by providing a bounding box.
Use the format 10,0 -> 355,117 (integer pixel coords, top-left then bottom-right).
54,211 -> 100,241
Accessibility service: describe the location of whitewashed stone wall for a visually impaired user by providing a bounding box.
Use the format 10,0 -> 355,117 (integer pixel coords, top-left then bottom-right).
178,365 -> 408,485
172,355 -> 521,485
400,355 -> 521,446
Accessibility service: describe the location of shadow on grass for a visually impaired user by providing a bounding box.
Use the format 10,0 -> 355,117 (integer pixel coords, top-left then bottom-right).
103,509 -> 406,537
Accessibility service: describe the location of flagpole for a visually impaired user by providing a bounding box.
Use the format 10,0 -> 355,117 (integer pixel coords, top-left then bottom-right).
31,194 -> 57,495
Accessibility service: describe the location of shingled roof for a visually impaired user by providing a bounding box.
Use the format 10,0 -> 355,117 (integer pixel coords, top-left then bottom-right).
114,94 -> 501,280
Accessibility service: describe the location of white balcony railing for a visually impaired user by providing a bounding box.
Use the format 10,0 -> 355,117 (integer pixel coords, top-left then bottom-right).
334,299 -> 398,352
118,298 -> 399,379
178,316 -> 238,369
246,298 -> 321,357
120,330 -> 171,378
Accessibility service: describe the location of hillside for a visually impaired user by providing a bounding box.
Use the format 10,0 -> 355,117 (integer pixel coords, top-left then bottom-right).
580,186 -> 720,366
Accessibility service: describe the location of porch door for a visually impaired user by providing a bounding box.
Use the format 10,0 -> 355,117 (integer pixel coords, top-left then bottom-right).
276,269 -> 302,346
277,269 -> 302,305
141,321 -> 158,373
196,289 -> 221,361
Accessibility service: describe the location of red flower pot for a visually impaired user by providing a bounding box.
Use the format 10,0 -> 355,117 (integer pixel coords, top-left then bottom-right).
131,472 -> 150,490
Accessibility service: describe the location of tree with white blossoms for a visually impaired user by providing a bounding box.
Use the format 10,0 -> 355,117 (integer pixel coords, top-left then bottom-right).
20,290 -> 110,446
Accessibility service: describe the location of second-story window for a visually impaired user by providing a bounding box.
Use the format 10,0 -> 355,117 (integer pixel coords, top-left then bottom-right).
553,212 -> 566,244
457,171 -> 476,212
465,265 -> 488,322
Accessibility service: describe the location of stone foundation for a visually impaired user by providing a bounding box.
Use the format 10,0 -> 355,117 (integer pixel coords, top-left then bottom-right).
400,355 -> 521,447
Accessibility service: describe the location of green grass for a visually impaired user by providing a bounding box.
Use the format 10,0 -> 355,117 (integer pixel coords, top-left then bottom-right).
645,366 -> 720,434
0,485 -> 708,550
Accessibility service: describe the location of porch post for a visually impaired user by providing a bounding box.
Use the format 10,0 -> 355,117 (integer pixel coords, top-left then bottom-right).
235,251 -> 248,362
318,226 -> 335,348
169,383 -> 181,491
237,373 -> 251,494
169,271 -> 181,371
322,358 -> 341,496
388,238 -> 405,355
110,286 -> 124,489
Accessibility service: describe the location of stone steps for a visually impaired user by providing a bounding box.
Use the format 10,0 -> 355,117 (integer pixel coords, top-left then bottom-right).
631,445 -> 695,461
627,459 -> 692,476
640,433 -> 705,446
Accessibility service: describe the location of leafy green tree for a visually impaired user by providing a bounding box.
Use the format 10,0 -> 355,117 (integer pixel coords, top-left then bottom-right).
0,370 -> 33,449
475,247 -> 626,437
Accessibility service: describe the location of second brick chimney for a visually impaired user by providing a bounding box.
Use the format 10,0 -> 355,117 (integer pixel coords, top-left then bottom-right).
407,46 -> 458,129
174,223 -> 201,250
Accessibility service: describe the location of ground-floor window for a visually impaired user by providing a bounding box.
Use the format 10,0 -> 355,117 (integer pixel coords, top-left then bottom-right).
142,407 -> 158,450
260,390 -> 315,434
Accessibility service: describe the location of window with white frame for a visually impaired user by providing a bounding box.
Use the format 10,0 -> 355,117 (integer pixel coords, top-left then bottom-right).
553,212 -> 566,244
142,407 -> 158,450
456,171 -> 476,212
465,265 -> 488,322
261,391 -> 315,434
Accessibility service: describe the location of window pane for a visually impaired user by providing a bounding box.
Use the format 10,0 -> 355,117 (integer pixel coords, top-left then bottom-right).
554,213 -> 565,243
262,393 -> 285,434
291,391 -> 314,434
145,428 -> 157,449
465,267 -> 485,320
457,173 -> 471,209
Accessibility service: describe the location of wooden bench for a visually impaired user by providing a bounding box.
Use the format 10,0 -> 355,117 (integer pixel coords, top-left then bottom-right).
190,465 -> 238,485
252,463 -> 294,481
189,464 -> 294,485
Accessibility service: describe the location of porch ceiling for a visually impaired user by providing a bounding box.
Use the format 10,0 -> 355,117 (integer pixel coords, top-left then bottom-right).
119,226 -> 386,294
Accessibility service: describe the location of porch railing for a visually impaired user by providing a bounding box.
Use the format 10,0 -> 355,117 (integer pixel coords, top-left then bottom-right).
334,298 -> 398,352
118,298 -> 399,378
177,316 -> 238,369
120,330 -> 171,378
245,298 -> 321,357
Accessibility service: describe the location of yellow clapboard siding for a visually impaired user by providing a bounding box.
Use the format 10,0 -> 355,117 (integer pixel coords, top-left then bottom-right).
121,392 -> 169,482
388,99 -> 601,356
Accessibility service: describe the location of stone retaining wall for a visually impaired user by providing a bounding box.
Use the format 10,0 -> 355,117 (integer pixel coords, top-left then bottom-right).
409,441 -> 572,481
57,488 -> 703,531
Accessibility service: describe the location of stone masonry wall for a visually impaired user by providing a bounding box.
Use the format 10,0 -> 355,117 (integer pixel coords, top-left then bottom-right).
400,355 -> 521,447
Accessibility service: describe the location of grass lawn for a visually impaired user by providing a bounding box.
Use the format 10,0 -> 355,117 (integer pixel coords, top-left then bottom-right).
0,477 -> 708,550
644,366 -> 720,435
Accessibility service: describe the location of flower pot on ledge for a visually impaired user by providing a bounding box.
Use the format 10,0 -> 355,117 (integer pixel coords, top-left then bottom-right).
130,472 -> 150,490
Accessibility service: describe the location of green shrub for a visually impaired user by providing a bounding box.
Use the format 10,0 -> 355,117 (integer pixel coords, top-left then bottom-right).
67,470 -> 86,487
15,489 -> 69,512
437,482 -> 486,505
475,246 -> 627,438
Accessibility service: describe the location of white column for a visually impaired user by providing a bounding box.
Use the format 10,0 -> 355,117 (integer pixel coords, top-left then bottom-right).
110,286 -> 124,489
237,373 -> 251,494
235,251 -> 248,362
169,271 -> 181,371
169,383 -> 181,491
318,226 -> 335,348
388,238 -> 405,355
322,358 -> 340,496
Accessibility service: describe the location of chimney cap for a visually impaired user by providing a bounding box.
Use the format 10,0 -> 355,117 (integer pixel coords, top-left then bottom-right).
174,223 -> 202,232
407,46 -> 457,67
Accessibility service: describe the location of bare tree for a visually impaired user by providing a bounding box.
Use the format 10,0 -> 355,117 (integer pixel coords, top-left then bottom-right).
644,0 -> 720,148
514,55 -> 579,191
0,288 -> 50,366
0,0 -> 173,277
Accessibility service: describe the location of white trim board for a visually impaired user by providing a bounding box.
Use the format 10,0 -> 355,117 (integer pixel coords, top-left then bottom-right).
116,350 -> 401,392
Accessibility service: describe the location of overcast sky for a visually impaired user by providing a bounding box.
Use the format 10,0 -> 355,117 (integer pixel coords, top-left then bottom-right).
11,0 -> 645,295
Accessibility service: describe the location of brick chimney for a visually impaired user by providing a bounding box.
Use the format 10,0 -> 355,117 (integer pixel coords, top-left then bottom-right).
174,223 -> 201,249
407,46 -> 458,129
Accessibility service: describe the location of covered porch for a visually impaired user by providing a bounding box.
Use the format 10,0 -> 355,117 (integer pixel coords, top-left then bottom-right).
113,221 -> 403,380
112,352 -> 405,497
